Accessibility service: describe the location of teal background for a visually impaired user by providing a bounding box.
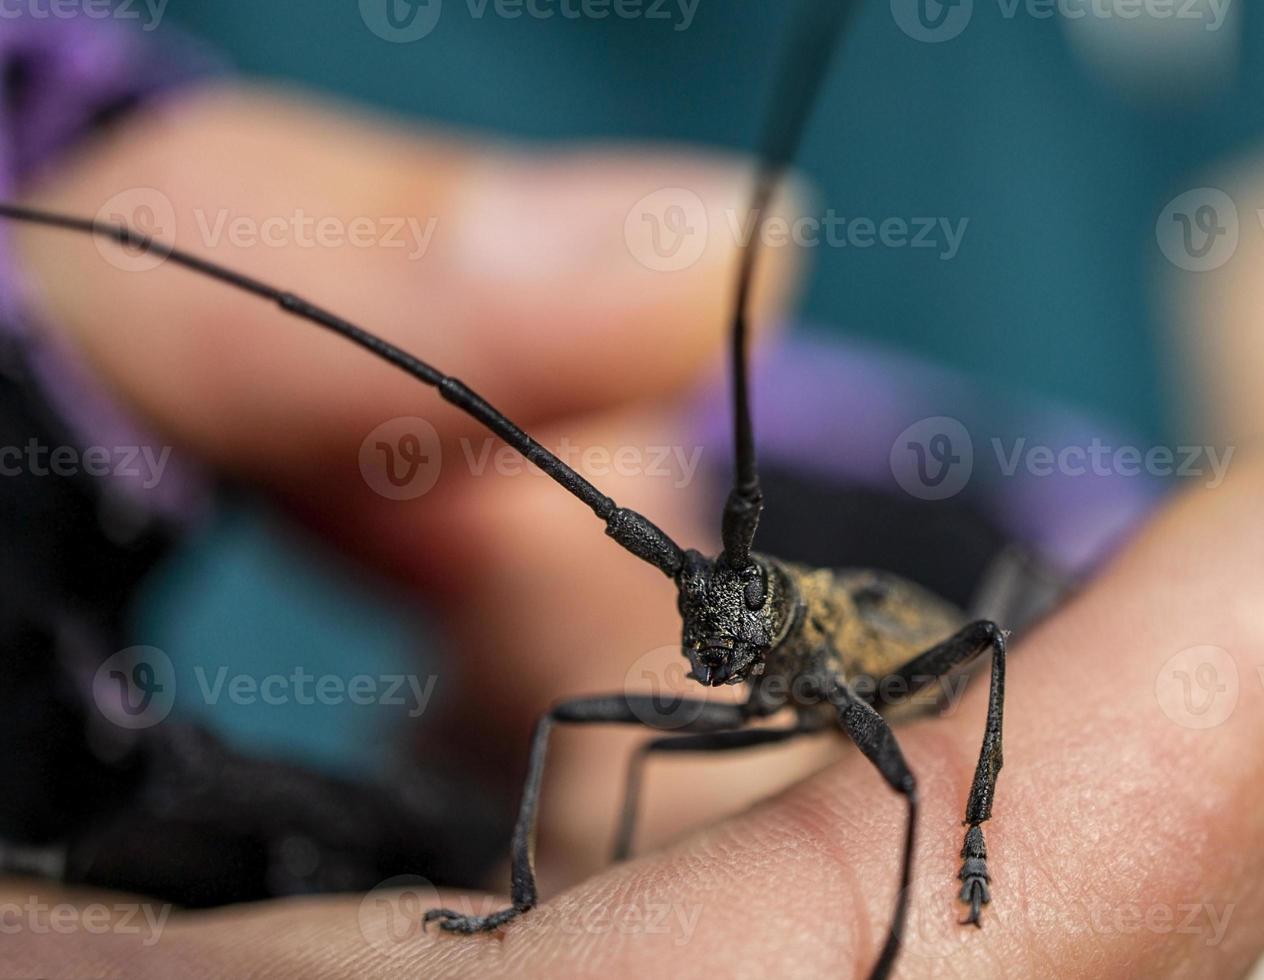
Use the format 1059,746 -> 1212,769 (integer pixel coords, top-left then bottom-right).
164,0 -> 1263,439
133,0 -> 1262,768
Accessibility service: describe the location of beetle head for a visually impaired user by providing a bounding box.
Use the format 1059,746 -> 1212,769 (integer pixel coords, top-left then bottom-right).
674,550 -> 794,686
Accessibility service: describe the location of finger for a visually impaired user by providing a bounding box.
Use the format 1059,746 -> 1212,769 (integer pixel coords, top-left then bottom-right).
11,80 -> 811,814
11,82 -> 805,651
12,82 -> 802,483
400,400 -> 849,891
10,461 -> 1263,979
10,80 -> 827,920
423,454 -> 1264,976
1165,157 -> 1264,445
403,400 -> 847,885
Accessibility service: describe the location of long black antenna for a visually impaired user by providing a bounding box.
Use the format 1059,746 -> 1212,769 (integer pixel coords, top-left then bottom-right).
0,202 -> 685,577
720,0 -> 862,570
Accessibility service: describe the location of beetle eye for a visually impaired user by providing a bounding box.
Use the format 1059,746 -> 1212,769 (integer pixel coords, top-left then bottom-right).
742,568 -> 766,609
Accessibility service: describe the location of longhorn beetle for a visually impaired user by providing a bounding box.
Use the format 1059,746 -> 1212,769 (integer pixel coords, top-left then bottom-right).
0,2 -> 1008,977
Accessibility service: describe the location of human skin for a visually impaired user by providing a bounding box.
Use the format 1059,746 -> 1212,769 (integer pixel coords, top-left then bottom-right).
6,86 -> 1264,979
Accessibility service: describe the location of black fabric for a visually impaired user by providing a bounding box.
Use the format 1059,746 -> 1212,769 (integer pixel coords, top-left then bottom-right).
0,335 -> 161,845
757,468 -> 1007,610
0,333 -> 508,905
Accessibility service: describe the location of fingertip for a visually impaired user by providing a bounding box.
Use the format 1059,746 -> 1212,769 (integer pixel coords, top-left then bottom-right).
15,83 -> 809,483
441,148 -> 810,420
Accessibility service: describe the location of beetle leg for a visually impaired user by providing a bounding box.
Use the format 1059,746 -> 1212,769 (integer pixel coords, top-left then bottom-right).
612,716 -> 829,862
423,694 -> 748,935
830,679 -> 918,980
874,620 -> 1007,927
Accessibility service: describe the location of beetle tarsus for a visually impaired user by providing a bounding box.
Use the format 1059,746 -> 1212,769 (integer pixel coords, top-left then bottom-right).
957,823 -> 991,927
423,906 -> 522,934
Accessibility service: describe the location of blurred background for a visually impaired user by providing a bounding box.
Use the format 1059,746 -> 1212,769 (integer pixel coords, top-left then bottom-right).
103,1 -> 1257,774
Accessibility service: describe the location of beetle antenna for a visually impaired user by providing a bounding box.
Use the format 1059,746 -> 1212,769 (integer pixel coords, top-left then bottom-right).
721,0 -> 861,569
0,202 -> 686,577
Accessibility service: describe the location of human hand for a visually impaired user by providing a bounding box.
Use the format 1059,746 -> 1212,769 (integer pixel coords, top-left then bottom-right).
9,85 -> 1264,979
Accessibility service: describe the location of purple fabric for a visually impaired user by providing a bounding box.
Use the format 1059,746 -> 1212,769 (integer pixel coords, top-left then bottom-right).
689,330 -> 1162,576
0,18 -> 218,518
